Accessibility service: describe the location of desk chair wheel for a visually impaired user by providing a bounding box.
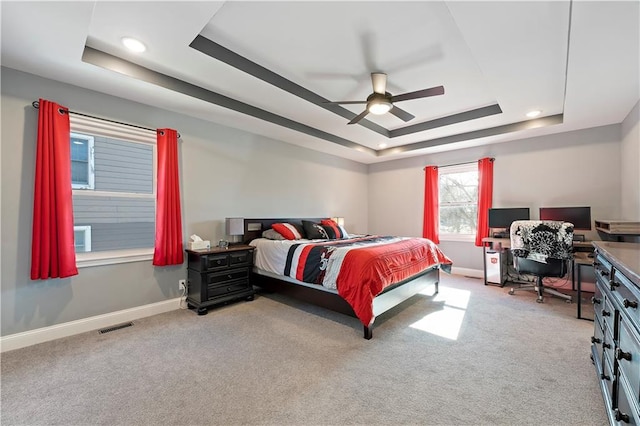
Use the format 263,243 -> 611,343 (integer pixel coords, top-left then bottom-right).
536,296 -> 543,303
509,288 -> 515,295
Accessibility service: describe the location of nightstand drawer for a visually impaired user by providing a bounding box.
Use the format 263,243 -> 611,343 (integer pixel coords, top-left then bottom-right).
208,280 -> 251,299
230,250 -> 253,267
205,254 -> 229,270
207,268 -> 249,284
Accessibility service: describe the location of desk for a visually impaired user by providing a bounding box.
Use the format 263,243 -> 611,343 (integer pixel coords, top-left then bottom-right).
482,237 -> 596,302
573,251 -> 595,321
481,237 -> 510,286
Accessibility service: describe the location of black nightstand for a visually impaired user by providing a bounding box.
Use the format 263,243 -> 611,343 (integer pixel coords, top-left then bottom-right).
185,245 -> 255,315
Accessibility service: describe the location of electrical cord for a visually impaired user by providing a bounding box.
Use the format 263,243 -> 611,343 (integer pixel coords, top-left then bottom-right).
179,284 -> 189,309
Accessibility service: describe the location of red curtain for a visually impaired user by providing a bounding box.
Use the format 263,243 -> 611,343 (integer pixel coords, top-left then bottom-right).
31,99 -> 78,280
153,128 -> 184,266
475,157 -> 494,246
422,166 -> 440,244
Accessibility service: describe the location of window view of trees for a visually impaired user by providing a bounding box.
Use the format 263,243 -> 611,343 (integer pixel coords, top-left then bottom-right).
439,169 -> 478,235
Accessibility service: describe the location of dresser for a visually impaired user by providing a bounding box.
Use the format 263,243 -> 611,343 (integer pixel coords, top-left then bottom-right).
186,245 -> 255,315
591,242 -> 640,424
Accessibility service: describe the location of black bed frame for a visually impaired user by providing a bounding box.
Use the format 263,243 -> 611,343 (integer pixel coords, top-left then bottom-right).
243,218 -> 441,339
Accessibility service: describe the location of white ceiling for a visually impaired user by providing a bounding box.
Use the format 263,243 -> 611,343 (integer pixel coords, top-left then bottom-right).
1,1 -> 638,164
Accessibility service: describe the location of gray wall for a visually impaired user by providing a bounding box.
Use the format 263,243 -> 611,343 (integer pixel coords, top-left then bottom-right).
2,65 -> 637,337
367,125 -> 626,272
621,100 -> 640,220
1,67 -> 368,336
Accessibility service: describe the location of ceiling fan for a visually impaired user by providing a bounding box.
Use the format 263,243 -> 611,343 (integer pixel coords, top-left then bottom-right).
324,72 -> 445,125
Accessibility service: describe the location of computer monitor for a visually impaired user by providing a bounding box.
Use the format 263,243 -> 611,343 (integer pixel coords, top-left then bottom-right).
539,206 -> 592,230
488,207 -> 530,237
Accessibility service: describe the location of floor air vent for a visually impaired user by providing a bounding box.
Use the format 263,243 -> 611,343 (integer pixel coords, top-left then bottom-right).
99,322 -> 133,334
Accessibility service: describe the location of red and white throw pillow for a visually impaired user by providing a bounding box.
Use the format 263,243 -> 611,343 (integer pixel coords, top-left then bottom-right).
271,223 -> 303,240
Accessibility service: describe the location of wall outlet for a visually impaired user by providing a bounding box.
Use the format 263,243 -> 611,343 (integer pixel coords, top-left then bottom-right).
178,279 -> 186,291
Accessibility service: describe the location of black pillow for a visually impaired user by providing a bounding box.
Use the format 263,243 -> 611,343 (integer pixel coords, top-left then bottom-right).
302,220 -> 329,239
291,222 -> 306,239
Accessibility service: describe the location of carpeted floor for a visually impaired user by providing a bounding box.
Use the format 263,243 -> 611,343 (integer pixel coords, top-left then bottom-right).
1,273 -> 607,425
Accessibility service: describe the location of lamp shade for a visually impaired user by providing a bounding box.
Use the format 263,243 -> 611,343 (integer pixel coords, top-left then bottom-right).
225,217 -> 244,236
331,217 -> 345,227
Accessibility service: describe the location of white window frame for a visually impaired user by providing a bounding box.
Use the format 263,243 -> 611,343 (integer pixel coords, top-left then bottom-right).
438,163 -> 478,243
70,133 -> 95,190
70,115 -> 157,268
74,225 -> 92,252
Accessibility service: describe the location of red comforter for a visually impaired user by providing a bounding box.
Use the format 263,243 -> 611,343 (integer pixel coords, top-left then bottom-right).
283,236 -> 452,326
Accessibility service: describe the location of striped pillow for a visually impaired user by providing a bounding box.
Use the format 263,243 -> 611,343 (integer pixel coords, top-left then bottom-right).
320,219 -> 348,239
271,223 -> 303,240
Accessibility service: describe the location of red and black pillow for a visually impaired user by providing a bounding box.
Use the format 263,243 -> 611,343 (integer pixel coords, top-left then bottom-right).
302,220 -> 329,239
271,223 -> 304,240
321,219 -> 347,239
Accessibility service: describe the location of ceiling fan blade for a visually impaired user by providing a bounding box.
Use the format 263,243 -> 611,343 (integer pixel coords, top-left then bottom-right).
390,85 -> 445,103
348,109 -> 370,125
389,105 -> 415,122
323,100 -> 367,105
371,73 -> 387,94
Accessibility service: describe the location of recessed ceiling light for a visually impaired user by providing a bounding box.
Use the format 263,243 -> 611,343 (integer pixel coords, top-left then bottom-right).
121,37 -> 146,53
526,110 -> 542,118
378,143 -> 388,149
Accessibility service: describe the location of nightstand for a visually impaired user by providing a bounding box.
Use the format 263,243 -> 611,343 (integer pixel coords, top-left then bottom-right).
185,245 -> 255,315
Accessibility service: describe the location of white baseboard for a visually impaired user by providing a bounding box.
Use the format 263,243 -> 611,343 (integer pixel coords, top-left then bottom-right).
450,267 -> 484,279
1,298 -> 181,353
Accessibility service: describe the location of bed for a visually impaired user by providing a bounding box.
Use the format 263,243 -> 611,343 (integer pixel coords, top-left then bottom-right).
242,218 -> 453,339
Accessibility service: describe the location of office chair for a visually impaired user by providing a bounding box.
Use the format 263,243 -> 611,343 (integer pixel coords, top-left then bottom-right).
508,220 -> 574,303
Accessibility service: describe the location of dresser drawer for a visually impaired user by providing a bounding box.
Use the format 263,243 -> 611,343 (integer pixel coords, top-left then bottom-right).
208,280 -> 251,299
613,271 -> 640,331
602,352 -> 615,405
618,317 -> 640,398
207,268 -> 249,285
594,254 -> 613,281
603,324 -> 615,373
593,284 -> 605,325
602,296 -> 616,336
616,371 -> 640,425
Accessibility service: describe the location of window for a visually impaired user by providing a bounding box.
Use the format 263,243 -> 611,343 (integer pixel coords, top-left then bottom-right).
70,133 -> 94,189
74,225 -> 92,252
69,115 -> 156,267
439,163 -> 478,241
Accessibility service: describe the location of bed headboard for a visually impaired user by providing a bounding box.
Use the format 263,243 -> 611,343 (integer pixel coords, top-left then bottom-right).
242,218 -> 327,243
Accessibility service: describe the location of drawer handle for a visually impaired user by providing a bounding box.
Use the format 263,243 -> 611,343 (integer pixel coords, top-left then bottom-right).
591,336 -> 601,344
614,409 -> 630,423
599,270 -> 610,277
600,373 -> 611,381
603,342 -> 611,349
616,348 -> 632,362
591,297 -> 601,305
228,274 -> 233,279
623,299 -> 638,309
610,279 -> 619,288
602,310 -> 611,317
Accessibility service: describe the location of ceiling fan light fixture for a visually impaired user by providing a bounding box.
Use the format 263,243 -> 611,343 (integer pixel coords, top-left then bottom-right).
368,100 -> 392,115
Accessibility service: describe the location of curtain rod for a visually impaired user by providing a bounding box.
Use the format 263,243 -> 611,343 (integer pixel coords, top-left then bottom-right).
31,101 -> 181,138
429,158 -> 495,169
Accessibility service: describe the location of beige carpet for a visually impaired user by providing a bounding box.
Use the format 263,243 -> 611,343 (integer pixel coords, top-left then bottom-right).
1,273 -> 606,425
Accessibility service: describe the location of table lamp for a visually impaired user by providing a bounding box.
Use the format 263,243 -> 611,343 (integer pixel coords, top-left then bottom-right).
225,217 -> 244,244
331,217 -> 345,227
